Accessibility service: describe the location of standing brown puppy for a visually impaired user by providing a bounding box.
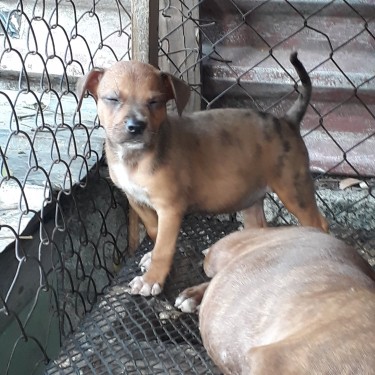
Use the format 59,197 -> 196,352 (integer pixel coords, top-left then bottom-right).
176,227 -> 375,374
76,53 -> 328,296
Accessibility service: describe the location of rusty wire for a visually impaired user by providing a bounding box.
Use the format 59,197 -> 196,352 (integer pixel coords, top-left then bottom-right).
1,0 -> 375,374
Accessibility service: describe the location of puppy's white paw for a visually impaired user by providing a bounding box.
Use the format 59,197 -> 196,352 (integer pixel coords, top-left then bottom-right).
139,251 -> 152,272
202,248 -> 210,256
128,276 -> 162,296
175,293 -> 199,313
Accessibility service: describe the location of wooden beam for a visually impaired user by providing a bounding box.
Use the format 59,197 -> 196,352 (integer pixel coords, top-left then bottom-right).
131,0 -> 159,66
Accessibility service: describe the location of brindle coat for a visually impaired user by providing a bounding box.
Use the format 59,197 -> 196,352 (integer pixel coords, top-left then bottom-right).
76,53 -> 328,296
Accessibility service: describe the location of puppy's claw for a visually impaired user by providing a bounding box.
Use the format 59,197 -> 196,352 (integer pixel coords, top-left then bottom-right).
175,293 -> 199,313
139,251 -> 152,272
128,276 -> 162,296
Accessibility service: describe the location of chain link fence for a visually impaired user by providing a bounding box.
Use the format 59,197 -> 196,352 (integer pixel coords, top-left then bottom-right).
0,0 -> 374,374
0,1 -> 131,373
158,0 -> 375,257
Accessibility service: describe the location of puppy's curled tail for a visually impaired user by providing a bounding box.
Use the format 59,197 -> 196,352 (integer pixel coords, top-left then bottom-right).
284,52 -> 312,129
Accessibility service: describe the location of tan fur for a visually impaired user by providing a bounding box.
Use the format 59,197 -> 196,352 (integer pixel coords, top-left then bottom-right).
176,227 -> 375,374
76,54 -> 328,296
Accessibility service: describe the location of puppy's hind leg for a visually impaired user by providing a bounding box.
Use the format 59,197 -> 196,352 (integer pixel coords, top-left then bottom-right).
242,199 -> 267,229
271,170 -> 328,232
129,199 -> 158,242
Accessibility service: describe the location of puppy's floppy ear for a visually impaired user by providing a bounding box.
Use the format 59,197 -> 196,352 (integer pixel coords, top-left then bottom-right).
76,68 -> 105,112
162,72 -> 191,116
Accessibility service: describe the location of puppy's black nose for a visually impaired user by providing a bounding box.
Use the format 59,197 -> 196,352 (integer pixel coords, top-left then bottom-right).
126,118 -> 146,135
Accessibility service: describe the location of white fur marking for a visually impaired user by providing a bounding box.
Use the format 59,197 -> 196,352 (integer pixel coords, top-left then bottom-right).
111,162 -> 153,207
174,296 -> 198,313
139,251 -> 152,272
128,275 -> 162,296
202,248 -> 209,256
124,143 -> 145,150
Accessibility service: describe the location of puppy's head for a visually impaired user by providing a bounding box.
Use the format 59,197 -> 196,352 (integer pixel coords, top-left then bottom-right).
76,61 -> 190,148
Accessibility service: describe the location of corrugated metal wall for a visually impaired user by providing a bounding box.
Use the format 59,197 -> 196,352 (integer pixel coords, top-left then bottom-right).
200,0 -> 375,176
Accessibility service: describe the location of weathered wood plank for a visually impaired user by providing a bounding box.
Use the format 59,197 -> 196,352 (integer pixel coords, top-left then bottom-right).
131,0 -> 159,66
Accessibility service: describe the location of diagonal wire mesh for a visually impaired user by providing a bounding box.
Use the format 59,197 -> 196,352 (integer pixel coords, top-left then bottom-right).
46,214 -> 240,375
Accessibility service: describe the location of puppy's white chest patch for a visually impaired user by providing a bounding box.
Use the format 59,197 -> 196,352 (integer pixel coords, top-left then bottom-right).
111,162 -> 153,207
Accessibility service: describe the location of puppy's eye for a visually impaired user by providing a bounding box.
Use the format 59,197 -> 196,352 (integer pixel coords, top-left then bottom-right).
104,97 -> 120,104
148,100 -> 159,108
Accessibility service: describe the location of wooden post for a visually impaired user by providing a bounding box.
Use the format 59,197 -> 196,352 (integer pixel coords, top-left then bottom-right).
131,0 -> 159,66
127,0 -> 160,254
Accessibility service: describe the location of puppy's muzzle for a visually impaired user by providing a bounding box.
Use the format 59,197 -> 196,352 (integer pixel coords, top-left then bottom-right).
126,118 -> 147,135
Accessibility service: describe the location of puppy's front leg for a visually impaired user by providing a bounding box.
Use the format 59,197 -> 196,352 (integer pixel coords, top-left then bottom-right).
128,209 -> 183,296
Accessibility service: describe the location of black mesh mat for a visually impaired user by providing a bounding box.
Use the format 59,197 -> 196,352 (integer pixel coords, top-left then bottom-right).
45,215 -> 240,374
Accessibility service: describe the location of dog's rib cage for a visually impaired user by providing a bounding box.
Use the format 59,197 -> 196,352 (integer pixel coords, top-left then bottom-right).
0,1 -> 374,374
